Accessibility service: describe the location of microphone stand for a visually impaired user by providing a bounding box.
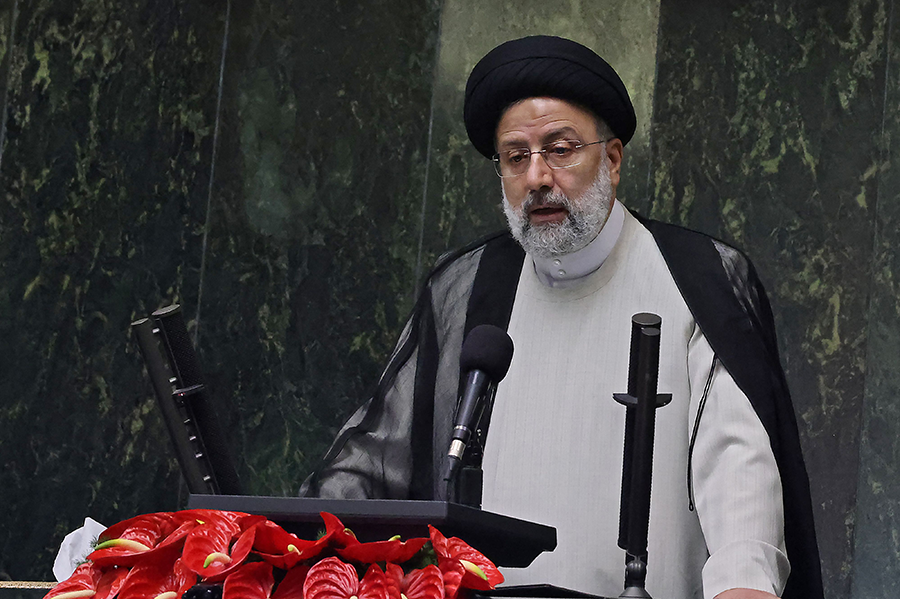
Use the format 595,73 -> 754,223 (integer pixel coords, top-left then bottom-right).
442,324 -> 513,506
444,383 -> 497,507
613,314 -> 671,599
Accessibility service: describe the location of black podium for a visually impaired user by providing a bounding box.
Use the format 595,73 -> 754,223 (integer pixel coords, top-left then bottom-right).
187,495 -> 613,599
187,495 -> 555,568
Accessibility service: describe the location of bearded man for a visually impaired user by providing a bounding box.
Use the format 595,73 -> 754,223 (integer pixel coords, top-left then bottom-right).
301,36 -> 822,599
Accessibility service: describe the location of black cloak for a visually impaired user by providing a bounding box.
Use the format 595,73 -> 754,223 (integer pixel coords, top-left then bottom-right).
301,216 -> 823,599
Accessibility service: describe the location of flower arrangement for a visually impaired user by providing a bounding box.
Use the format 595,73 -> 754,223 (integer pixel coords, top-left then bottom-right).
44,509 -> 504,599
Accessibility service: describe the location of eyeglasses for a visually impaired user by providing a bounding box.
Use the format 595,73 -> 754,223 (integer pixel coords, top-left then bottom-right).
491,139 -> 607,178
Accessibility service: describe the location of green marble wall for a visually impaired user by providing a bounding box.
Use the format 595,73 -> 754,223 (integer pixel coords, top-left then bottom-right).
651,1 -> 897,598
0,0 -> 224,580
199,0 -> 441,498
852,1 -> 900,596
0,0 -> 441,581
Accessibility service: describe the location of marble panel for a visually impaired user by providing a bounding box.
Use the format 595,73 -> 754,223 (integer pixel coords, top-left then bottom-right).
0,0 -> 17,166
850,3 -> 900,597
651,1 -> 889,597
0,0 -> 443,581
191,0 -> 441,497
421,0 -> 661,282
0,0 -> 225,580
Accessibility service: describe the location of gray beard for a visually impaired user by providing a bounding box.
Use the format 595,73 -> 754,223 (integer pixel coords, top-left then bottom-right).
501,159 -> 614,259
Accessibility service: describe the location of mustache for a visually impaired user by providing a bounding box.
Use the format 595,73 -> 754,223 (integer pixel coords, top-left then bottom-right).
522,189 -> 573,213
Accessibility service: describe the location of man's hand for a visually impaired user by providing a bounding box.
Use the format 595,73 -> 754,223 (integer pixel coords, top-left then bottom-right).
715,590 -> 778,599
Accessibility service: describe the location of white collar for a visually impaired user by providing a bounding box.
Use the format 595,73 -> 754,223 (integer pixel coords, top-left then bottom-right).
530,199 -> 625,288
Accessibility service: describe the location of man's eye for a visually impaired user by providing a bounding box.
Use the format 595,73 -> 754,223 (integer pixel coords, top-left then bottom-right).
506,150 -> 529,163
547,142 -> 575,156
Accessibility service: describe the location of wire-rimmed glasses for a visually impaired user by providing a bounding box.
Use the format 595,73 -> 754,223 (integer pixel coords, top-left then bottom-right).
492,139 -> 606,178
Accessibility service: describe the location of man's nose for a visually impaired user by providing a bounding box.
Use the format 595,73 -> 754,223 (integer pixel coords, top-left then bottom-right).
524,152 -> 554,191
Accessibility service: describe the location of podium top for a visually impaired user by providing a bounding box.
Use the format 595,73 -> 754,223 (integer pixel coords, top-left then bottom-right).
188,495 -> 556,568
478,585 -> 613,599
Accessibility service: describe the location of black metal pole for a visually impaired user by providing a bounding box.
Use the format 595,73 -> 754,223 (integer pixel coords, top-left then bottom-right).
622,326 -> 661,596
613,313 -> 669,599
618,314 -> 659,550
151,305 -> 242,496
132,317 -> 216,494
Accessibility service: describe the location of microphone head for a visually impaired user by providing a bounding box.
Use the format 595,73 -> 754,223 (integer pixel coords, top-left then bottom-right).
460,324 -> 514,382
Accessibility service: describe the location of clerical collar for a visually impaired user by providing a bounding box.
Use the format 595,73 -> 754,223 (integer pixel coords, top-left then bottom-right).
531,199 -> 625,288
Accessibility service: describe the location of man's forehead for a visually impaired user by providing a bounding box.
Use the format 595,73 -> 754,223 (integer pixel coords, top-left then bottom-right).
499,96 -> 598,121
495,97 -> 600,141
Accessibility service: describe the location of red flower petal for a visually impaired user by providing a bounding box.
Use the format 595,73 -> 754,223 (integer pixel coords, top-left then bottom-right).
437,560 -> 465,599
275,512 -> 356,563
223,561 -> 275,599
44,562 -> 101,598
304,557 -> 360,599
253,520 -> 310,553
183,519 -> 256,581
172,558 -> 200,597
88,513 -> 179,568
428,527 -> 502,591
93,567 -> 129,599
117,556 -> 196,599
321,512 -> 359,548
384,564 -> 445,599
338,537 -> 428,564
174,509 -> 249,528
44,563 -> 127,599
238,514 -> 269,533
183,521 -> 238,574
98,512 -> 176,545
359,564 -> 392,599
385,564 -> 405,599
271,564 -> 310,599
253,520 -> 317,568
90,520 -> 194,569
401,565 -> 444,599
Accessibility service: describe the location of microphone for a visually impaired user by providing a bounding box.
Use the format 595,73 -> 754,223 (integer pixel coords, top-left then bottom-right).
442,324 -> 514,487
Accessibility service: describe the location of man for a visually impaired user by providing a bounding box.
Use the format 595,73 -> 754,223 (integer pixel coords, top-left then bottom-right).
301,36 -> 822,599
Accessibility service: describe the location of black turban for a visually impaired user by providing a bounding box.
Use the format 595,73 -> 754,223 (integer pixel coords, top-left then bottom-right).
464,35 -> 637,159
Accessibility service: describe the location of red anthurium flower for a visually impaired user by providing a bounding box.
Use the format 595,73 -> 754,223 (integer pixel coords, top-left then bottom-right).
385,563 -> 404,599
268,512 -> 357,565
174,509 -> 249,528
95,567 -> 129,599
172,510 -> 253,542
434,559 -> 464,599
358,563 -> 394,599
182,518 -> 240,570
183,519 -> 257,582
304,557 -> 393,599
222,561 -> 275,599
428,526 -> 503,592
237,513 -> 269,533
116,556 -> 196,599
87,512 -> 179,568
338,536 -> 428,564
98,512 -> 177,543
252,520 -> 318,569
44,562 -> 128,599
303,557 -> 359,599
271,564 -> 310,599
320,512 -> 360,549
44,562 -> 100,599
386,563 -> 444,599
92,519 -> 194,569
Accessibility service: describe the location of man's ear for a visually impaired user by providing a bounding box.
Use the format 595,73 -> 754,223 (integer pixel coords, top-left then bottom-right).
606,138 -> 624,190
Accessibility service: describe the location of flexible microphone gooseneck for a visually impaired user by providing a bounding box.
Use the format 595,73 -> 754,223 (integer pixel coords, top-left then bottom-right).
442,324 -> 514,491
